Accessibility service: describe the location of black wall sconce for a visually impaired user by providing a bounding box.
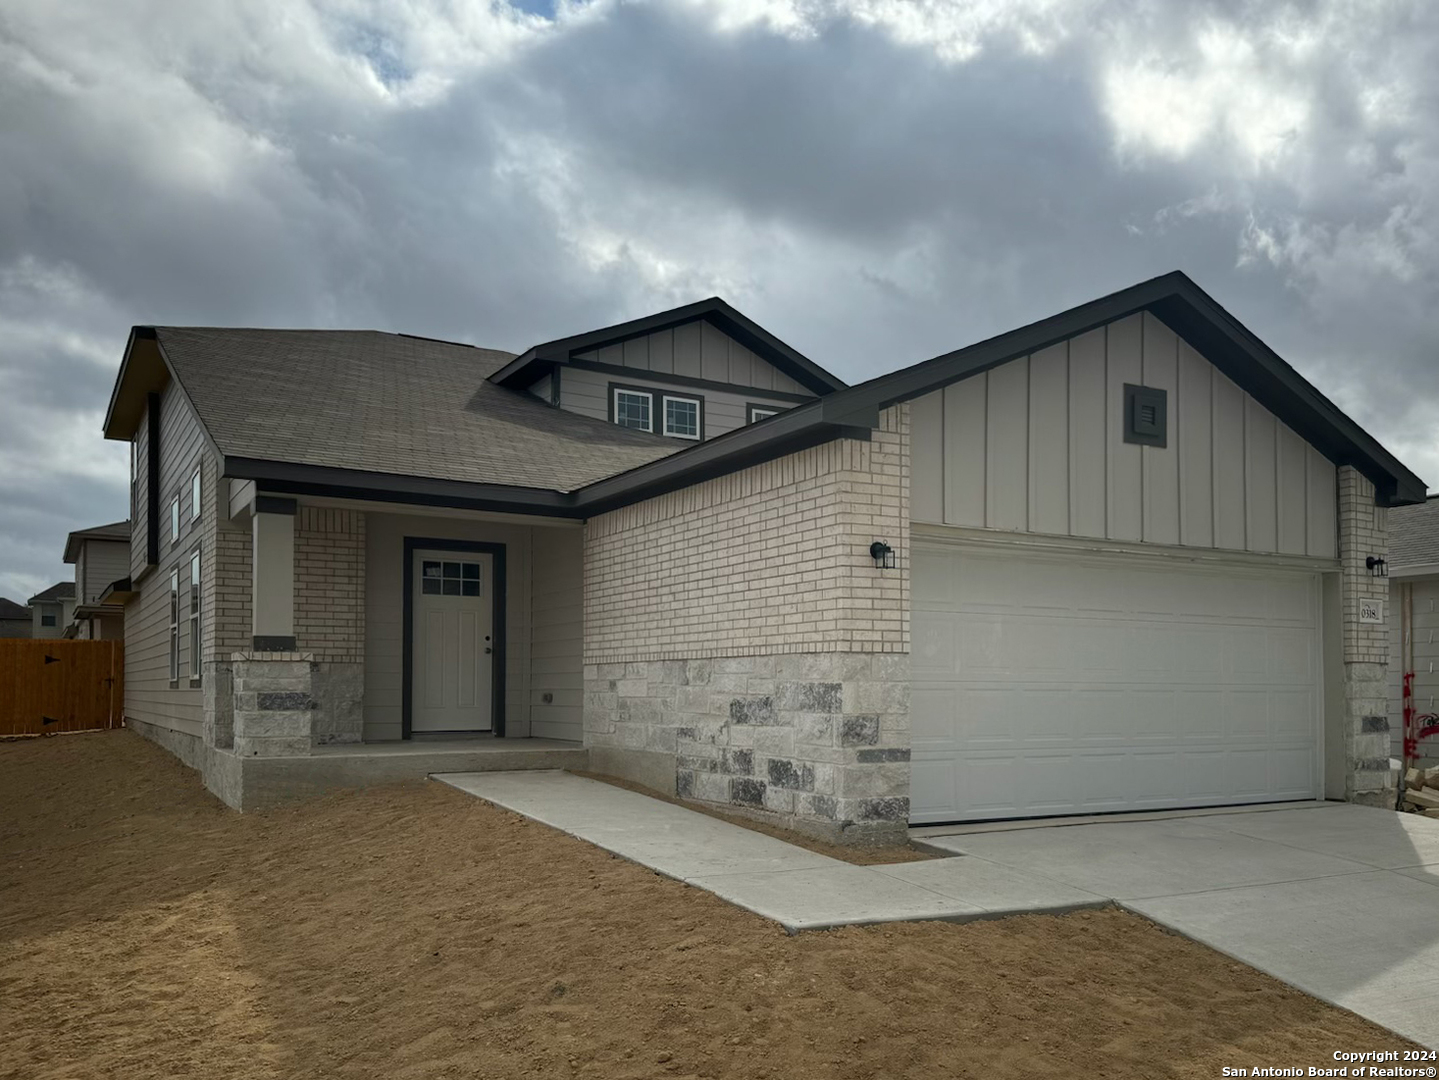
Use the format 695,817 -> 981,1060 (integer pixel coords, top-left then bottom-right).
869,541 -> 895,570
1366,556 -> 1388,578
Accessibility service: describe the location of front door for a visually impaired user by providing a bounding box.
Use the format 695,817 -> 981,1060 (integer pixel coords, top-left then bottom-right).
412,549 -> 494,734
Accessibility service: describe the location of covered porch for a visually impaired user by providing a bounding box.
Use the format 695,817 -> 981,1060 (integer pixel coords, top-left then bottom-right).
199,484 -> 587,809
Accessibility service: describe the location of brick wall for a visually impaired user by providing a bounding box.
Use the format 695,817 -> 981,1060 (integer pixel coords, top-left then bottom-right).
205,466 -> 252,660
1339,465 -> 1388,664
295,507 -> 365,664
584,406 -> 909,664
582,408 -> 913,843
1337,464 -> 1395,805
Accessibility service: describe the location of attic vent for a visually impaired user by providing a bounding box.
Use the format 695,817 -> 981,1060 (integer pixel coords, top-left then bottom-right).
1123,384 -> 1167,447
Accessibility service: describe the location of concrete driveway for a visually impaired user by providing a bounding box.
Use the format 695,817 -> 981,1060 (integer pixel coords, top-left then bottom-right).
923,803 -> 1439,1049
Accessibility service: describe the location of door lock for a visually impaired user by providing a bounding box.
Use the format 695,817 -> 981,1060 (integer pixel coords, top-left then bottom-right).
484,647 -> 493,654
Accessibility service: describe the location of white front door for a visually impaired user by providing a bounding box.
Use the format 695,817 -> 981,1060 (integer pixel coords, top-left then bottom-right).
412,549 -> 494,734
911,540 -> 1322,824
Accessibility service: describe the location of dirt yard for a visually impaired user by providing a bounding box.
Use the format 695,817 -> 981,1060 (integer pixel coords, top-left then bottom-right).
0,731 -> 1413,1079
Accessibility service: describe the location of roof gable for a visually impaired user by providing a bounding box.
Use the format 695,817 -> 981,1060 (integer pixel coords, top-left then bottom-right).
838,270 -> 1426,506
489,298 -> 847,398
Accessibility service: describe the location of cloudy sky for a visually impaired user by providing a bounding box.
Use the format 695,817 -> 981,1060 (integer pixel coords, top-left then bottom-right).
1,0 -> 1436,602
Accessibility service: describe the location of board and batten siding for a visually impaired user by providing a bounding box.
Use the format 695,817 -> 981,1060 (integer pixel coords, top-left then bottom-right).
364,515 -> 584,742
560,367 -> 800,440
910,312 -> 1339,558
123,381 -> 210,737
574,321 -> 808,395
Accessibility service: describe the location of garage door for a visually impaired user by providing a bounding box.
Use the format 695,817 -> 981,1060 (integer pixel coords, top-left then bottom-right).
911,541 -> 1322,824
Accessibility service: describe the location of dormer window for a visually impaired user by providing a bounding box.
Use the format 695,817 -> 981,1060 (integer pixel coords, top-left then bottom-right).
662,395 -> 701,440
612,387 -> 652,432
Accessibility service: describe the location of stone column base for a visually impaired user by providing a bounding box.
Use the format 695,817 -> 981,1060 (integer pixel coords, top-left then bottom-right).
1344,661 -> 1398,808
232,651 -> 314,757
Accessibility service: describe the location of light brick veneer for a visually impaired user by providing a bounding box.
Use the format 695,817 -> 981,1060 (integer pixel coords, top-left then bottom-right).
583,407 -> 912,843
1338,465 -> 1395,806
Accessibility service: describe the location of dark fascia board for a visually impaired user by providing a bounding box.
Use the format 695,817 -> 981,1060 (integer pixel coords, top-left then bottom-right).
63,522 -> 132,564
816,270 -> 1427,507
221,456 -> 588,518
103,327 -> 166,440
490,298 -> 848,397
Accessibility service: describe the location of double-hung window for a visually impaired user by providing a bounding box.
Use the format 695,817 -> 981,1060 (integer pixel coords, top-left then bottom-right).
168,569 -> 180,683
189,550 -> 202,685
170,495 -> 180,544
661,395 -> 701,440
190,467 -> 201,523
613,387 -> 653,432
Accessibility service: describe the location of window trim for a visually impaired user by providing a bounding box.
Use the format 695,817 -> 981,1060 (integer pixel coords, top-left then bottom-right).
608,383 -> 655,433
40,609 -> 57,628
190,465 -> 202,523
168,568 -> 180,684
189,549 -> 202,686
169,493 -> 180,545
746,403 -> 782,425
660,393 -> 704,441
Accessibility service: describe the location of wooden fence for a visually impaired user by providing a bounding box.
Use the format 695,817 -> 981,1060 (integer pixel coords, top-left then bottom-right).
0,639 -> 124,736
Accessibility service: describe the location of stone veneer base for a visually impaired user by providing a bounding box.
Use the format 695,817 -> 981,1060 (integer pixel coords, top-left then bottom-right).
584,652 -> 912,846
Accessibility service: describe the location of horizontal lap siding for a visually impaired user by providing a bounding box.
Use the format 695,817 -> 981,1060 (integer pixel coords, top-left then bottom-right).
560,368 -> 800,438
83,541 -> 130,605
123,384 -> 209,736
909,312 -> 1339,558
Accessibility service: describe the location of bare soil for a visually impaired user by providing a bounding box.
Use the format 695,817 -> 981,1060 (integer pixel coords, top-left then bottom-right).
0,729 -> 1413,1079
570,769 -> 936,864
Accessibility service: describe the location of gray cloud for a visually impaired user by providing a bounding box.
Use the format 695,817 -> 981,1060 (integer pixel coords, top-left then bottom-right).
0,0 -> 1436,600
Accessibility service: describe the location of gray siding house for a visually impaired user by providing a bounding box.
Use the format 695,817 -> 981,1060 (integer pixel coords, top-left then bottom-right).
27,582 -> 75,639
62,520 -> 131,640
102,276 -> 1425,841
0,597 -> 31,639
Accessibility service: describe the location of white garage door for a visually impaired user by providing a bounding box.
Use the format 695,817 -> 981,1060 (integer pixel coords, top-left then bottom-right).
911,541 -> 1322,824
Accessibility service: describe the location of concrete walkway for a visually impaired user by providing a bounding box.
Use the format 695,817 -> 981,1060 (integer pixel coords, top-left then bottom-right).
437,771 -> 1439,1047
434,771 -> 1105,931
926,804 -> 1439,1049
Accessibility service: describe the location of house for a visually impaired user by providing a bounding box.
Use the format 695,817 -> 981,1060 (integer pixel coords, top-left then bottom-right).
61,520 -> 131,640
27,582 -> 76,639
0,597 -> 31,638
100,273 -> 1425,840
1384,497 -> 1439,763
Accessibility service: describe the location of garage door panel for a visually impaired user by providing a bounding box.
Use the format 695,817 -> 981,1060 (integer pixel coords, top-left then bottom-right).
911,542 -> 1322,823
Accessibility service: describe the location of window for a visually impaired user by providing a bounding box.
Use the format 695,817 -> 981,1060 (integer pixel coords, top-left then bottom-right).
613,388 -> 652,432
662,395 -> 701,440
168,569 -> 180,682
189,550 -> 202,685
190,467 -> 201,522
41,610 -> 56,628
747,404 -> 780,424
130,440 -> 137,519
170,495 -> 180,544
421,560 -> 481,597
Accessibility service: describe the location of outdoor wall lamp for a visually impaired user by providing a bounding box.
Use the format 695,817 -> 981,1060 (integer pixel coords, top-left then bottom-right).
1367,556 -> 1388,578
870,540 -> 895,570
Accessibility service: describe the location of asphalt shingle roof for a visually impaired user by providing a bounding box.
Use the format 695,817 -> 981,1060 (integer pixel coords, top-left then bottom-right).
155,328 -> 684,492
1389,497 -> 1439,570
0,598 -> 29,619
28,581 -> 75,604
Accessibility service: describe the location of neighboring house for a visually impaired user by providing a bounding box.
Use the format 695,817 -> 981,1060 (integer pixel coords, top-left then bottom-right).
1385,497 -> 1439,762
62,520 -> 131,641
101,275 -> 1425,839
27,582 -> 76,639
0,597 -> 31,638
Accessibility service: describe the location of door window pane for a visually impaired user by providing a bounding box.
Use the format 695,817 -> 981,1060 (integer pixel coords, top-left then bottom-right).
442,579 -> 461,595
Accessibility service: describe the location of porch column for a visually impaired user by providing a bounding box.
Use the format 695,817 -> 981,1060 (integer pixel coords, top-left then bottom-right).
252,496 -> 296,651
1338,465 -> 1396,807
232,495 -> 313,759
